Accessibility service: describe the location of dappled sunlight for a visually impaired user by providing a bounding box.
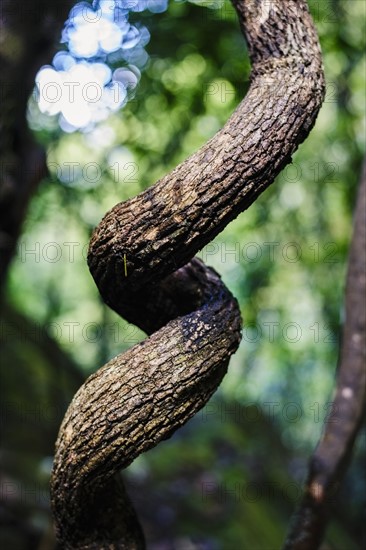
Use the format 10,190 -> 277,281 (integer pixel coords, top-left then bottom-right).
31,0 -> 168,131
3,0 -> 364,546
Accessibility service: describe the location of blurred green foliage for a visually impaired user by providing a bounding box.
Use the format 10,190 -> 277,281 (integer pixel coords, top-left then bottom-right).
1,0 -> 365,548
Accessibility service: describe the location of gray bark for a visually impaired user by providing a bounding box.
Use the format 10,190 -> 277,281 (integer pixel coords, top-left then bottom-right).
51,1 -> 325,548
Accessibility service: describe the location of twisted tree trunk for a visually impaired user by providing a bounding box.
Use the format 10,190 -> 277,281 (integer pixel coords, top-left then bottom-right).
51,1 -> 325,548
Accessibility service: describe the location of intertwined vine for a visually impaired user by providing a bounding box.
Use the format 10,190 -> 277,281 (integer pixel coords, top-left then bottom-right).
50,1 -> 325,548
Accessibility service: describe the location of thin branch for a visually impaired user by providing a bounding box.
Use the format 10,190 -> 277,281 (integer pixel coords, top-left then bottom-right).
284,159 -> 366,549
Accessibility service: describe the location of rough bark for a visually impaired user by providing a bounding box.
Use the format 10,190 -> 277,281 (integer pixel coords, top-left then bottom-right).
52,259 -> 241,548
283,159 -> 366,550
0,0 -> 74,291
51,1 -> 325,548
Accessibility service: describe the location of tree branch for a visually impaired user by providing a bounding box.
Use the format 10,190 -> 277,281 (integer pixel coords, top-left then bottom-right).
51,1 -> 325,548
284,159 -> 366,549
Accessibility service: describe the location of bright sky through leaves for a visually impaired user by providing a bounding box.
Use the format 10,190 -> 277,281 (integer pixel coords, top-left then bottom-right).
34,0 -> 169,132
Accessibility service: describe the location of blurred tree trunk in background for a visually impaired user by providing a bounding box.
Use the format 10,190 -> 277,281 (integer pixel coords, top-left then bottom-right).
0,1 -> 365,549
1,4 -> 79,547
0,0 -> 74,290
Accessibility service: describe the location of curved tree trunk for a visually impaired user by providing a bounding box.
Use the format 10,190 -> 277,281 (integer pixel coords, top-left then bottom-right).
51,1 -> 325,548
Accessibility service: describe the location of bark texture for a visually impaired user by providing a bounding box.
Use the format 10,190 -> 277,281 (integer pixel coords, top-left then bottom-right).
51,1 -> 325,548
